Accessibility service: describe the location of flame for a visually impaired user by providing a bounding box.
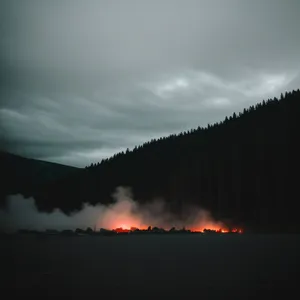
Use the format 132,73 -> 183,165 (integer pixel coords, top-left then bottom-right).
108,215 -> 243,234
98,214 -> 148,232
189,227 -> 243,233
97,205 -> 243,234
189,224 -> 227,233
113,227 -> 130,233
111,225 -> 242,234
109,219 -> 235,233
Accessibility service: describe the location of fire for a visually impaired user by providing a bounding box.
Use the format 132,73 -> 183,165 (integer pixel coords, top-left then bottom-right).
98,214 -> 148,232
97,203 -> 243,234
112,224 -> 149,233
114,227 -> 130,233
190,228 -> 227,233
111,225 -> 243,234
189,224 -> 227,233
189,227 -> 243,233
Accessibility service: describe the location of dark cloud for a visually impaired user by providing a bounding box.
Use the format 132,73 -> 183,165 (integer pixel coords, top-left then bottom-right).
1,0 -> 300,166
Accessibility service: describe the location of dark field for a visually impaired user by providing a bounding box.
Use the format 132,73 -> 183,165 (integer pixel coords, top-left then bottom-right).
3,234 -> 300,299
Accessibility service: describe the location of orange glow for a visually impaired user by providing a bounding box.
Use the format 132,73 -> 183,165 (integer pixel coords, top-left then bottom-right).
97,214 -> 149,232
188,222 -> 243,233
113,227 -> 130,233
111,225 -> 243,234
189,225 -> 226,233
111,224 -> 149,233
98,208 -> 243,234
113,226 -> 148,233
94,187 -> 244,235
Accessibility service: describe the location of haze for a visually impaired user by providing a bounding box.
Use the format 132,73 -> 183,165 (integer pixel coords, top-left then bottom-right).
0,187 -> 224,233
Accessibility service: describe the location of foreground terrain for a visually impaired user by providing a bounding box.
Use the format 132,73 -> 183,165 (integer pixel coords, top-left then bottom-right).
3,234 -> 300,299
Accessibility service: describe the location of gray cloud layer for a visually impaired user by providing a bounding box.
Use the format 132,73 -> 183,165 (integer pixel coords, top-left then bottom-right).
1,0 -> 300,166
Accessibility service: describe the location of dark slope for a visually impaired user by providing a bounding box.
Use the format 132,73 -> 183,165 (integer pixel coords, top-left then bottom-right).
18,89 -> 300,231
0,152 -> 80,205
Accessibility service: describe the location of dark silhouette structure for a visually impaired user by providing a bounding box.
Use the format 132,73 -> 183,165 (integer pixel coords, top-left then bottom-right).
1,89 -> 300,232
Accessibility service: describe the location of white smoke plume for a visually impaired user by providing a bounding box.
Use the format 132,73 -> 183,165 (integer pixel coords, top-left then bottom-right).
0,187 -> 225,233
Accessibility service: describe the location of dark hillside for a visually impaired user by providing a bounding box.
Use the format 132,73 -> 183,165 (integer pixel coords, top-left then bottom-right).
0,152 -> 79,205
5,89 -> 300,232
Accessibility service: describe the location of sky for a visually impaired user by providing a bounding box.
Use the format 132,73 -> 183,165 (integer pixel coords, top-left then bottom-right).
1,0 -> 300,167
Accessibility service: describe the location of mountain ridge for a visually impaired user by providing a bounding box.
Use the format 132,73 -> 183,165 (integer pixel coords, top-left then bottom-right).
2,89 -> 300,232
0,151 -> 80,205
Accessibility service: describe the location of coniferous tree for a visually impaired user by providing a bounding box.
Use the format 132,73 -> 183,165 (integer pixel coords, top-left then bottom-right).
26,89 -> 300,232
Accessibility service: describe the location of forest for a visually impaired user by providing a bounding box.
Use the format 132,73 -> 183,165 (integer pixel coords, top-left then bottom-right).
2,89 -> 300,232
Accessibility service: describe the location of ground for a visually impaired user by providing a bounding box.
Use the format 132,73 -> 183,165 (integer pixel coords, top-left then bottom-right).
2,234 -> 300,299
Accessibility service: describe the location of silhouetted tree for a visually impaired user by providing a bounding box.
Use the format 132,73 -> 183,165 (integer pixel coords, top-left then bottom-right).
20,89 -> 300,232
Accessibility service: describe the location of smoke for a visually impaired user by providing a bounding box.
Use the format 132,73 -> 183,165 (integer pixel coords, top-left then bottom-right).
0,187 -> 224,233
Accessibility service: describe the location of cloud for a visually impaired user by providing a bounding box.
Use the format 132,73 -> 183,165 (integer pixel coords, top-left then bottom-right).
0,0 -> 300,166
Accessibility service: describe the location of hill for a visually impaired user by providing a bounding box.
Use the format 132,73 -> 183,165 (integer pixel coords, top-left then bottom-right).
0,152 -> 80,205
5,89 -> 300,232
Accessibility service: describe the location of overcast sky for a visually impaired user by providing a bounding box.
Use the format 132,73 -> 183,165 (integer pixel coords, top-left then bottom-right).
1,0 -> 300,167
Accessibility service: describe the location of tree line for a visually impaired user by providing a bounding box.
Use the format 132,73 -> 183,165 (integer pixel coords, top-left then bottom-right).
35,89 -> 300,232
